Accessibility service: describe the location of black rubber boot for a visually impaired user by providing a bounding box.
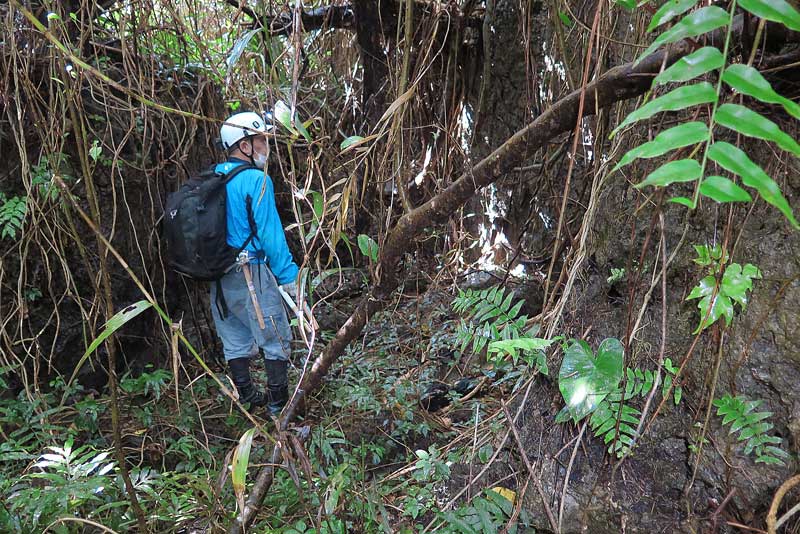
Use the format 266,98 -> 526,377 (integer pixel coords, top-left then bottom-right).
265,359 -> 289,416
228,357 -> 268,408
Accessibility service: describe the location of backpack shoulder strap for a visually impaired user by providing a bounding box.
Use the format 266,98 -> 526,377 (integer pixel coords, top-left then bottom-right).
222,163 -> 258,183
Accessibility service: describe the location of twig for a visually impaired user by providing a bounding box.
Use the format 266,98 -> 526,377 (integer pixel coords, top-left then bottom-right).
768,474 -> 800,534
558,420 -> 587,533
501,402 -> 559,532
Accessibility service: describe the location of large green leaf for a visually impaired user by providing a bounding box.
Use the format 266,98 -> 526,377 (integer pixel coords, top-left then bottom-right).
699,175 -> 752,203
638,6 -> 730,62
614,122 -> 707,171
738,0 -> 800,32
611,83 -> 717,136
558,338 -> 624,423
636,159 -> 702,188
722,64 -> 800,120
647,0 -> 701,32
654,47 -> 724,85
716,103 -> 800,158
707,142 -> 799,228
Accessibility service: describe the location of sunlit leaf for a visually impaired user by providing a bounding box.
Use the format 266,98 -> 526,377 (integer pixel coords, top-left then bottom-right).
654,47 -> 724,85
722,64 -> 800,120
558,339 -> 624,423
699,175 -> 752,203
638,6 -> 729,62
636,159 -> 702,188
687,263 -> 761,332
614,122 -> 707,171
647,0 -> 701,32
226,29 -> 260,70
340,135 -> 365,151
611,83 -> 716,136
738,0 -> 800,32
232,428 -> 256,510
715,103 -> 800,158
707,142 -> 799,228
357,234 -> 379,261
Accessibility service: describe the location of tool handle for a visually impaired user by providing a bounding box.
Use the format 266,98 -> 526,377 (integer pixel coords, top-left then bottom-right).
242,264 -> 266,329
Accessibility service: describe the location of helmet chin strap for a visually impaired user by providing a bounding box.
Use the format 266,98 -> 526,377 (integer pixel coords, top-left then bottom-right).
237,138 -> 258,167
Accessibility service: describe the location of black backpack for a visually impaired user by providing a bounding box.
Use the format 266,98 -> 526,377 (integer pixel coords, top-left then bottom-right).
164,164 -> 258,281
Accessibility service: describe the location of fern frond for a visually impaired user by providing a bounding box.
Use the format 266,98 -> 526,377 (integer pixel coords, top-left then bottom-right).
713,394 -> 788,465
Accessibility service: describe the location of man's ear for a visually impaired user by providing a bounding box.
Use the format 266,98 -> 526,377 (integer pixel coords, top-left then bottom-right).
238,138 -> 252,156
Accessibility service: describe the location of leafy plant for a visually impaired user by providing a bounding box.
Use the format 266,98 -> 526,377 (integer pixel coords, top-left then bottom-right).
556,339 -> 682,457
452,286 -> 534,355
613,0 -> 800,228
692,243 -> 729,272
487,336 -> 556,376
687,260 -> 761,333
119,367 -> 172,400
0,193 -> 27,240
713,394 -> 788,465
7,437 -> 119,532
437,489 -> 530,534
607,267 -> 626,284
556,338 -> 624,423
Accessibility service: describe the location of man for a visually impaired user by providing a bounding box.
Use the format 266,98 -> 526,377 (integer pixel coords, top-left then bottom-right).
213,110 -> 298,415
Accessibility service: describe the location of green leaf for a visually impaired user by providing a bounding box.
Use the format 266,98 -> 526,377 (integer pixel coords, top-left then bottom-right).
62,300 -> 153,400
722,64 -> 800,120
612,83 -> 717,136
227,29 -> 261,70
638,6 -> 730,63
340,135 -> 365,151
647,0 -> 701,32
716,103 -> 800,158
613,0 -> 636,9
89,140 -> 102,162
614,122 -> 707,171
669,196 -> 694,207
558,338 -> 624,423
738,0 -> 800,32
488,337 -> 555,354
636,159 -> 702,188
721,263 -> 762,308
686,275 -> 729,332
707,142 -> 799,228
357,234 -> 379,261
558,11 -> 573,27
231,428 -> 256,503
654,47 -> 724,85
700,176 -> 752,203
687,263 -> 761,332
273,101 -> 312,141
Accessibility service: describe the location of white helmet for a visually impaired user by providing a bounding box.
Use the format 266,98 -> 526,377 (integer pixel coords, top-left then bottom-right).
220,111 -> 274,151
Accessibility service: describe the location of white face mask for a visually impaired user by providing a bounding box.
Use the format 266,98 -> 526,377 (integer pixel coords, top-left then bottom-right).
253,150 -> 268,169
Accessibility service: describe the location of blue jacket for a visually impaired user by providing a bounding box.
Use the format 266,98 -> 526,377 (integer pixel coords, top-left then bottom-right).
215,158 -> 299,285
